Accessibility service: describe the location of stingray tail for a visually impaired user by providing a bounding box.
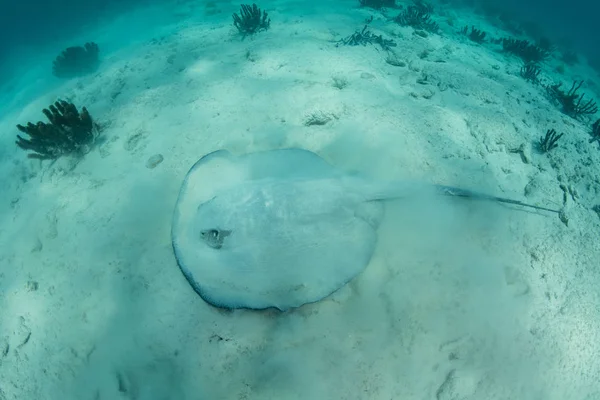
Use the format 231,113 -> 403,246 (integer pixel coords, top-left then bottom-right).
365,181 -> 561,214
432,185 -> 561,214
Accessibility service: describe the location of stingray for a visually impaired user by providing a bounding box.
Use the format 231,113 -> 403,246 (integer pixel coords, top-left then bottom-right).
171,148 -> 559,311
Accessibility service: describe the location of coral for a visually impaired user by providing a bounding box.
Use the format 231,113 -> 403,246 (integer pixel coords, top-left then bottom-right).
546,80 -> 598,119
460,25 -> 486,43
232,3 -> 270,37
337,25 -> 396,51
358,0 -> 396,8
590,119 -> 600,145
535,37 -> 554,53
538,128 -> 563,153
520,63 -> 540,83
15,100 -> 100,160
393,4 -> 439,32
52,42 -> 100,78
501,38 -> 549,64
331,76 -> 349,90
412,0 -> 434,13
304,111 -> 333,126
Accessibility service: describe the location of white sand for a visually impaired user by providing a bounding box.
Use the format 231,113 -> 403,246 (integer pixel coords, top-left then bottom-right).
1,1 -> 599,399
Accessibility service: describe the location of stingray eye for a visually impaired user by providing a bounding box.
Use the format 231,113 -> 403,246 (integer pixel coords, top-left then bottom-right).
201,229 -> 231,250
201,229 -> 219,239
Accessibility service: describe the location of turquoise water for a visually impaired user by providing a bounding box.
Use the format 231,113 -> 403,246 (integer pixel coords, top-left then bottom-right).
1,1 -> 599,399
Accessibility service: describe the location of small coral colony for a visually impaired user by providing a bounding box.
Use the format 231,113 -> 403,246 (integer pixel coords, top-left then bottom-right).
14,1 -> 599,161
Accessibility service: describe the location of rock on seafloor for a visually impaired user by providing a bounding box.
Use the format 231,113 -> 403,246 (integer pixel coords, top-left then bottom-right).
146,154 -> 164,169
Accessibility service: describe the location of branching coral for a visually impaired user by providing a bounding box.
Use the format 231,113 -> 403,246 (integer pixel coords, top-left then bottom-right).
52,42 -> 100,78
358,0 -> 396,9
546,80 -> 598,119
520,63 -> 540,83
460,25 -> 486,43
232,3 -> 270,37
538,128 -> 563,153
15,100 -> 100,160
337,25 -> 397,51
590,119 -> 600,145
412,0 -> 433,13
501,38 -> 549,64
393,4 -> 439,32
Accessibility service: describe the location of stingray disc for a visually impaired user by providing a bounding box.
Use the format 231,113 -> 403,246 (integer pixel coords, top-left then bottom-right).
171,148 -> 383,311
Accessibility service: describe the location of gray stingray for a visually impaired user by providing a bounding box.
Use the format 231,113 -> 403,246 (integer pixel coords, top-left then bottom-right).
171,148 -> 558,311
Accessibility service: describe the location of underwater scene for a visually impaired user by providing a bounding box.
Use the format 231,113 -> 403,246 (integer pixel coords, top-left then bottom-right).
1,0 -> 599,398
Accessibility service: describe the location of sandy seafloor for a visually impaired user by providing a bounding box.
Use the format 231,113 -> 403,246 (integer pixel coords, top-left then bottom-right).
1,1 -> 600,399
